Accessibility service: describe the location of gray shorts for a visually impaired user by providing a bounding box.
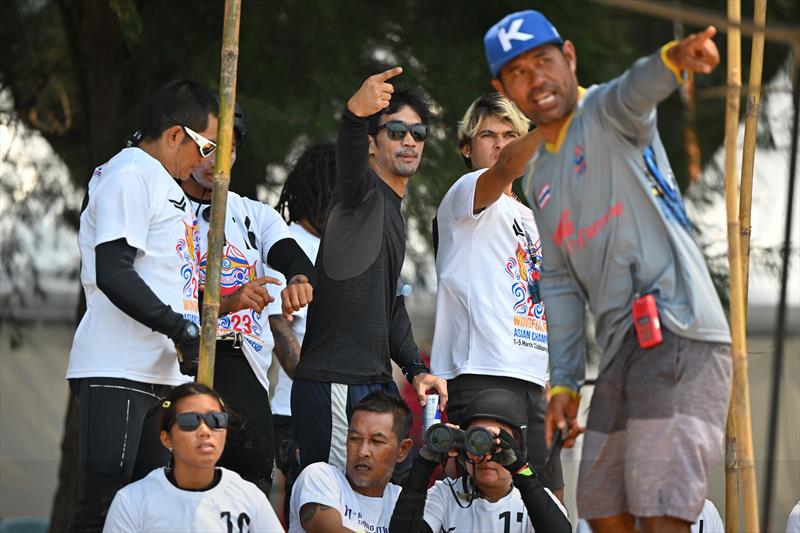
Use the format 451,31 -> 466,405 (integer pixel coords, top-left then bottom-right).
576,329 -> 731,522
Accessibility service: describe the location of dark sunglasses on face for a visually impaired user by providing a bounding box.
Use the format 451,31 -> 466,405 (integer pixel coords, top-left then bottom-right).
375,120 -> 429,142
174,411 -> 228,431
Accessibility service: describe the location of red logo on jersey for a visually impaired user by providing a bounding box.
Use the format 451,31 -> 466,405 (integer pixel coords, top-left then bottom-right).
553,201 -> 624,253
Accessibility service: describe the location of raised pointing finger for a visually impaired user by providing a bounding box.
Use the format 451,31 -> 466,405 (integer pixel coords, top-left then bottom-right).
374,66 -> 403,82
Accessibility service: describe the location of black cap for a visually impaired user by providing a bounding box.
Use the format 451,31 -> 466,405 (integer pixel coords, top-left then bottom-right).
462,388 -> 526,430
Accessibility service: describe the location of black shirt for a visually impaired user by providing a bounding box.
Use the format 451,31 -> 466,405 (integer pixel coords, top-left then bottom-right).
295,108 -> 426,384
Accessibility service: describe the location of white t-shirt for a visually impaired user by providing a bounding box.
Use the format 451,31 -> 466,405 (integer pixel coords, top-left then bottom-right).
576,499 -> 724,532
431,170 -> 549,385
289,462 -> 400,533
266,223 -> 320,417
190,192 -> 291,393
786,502 -> 800,533
68,148 -> 200,386
424,477 -> 566,532
103,467 -> 283,533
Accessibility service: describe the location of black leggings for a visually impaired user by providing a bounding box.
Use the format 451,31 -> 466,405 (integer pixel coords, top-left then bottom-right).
214,341 -> 274,496
68,377 -> 171,533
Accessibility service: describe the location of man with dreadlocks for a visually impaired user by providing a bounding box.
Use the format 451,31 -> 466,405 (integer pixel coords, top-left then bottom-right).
389,389 -> 570,533
264,142 -> 337,525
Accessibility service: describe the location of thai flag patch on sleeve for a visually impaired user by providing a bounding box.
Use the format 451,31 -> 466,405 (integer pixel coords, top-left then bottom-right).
536,184 -> 552,209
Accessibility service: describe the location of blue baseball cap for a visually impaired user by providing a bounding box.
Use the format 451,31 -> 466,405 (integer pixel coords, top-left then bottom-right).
484,10 -> 563,79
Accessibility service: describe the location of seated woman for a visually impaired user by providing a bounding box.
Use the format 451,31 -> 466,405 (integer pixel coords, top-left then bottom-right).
103,382 -> 283,532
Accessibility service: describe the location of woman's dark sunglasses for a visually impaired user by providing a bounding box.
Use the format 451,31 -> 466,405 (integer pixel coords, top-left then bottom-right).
376,120 -> 429,142
174,411 -> 228,431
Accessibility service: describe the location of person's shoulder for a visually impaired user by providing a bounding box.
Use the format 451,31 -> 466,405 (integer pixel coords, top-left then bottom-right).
298,461 -> 341,483
117,467 -> 169,497
218,467 -> 269,502
439,169 -> 486,209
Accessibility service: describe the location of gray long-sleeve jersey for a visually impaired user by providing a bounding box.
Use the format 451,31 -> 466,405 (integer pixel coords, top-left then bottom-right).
523,47 -> 731,392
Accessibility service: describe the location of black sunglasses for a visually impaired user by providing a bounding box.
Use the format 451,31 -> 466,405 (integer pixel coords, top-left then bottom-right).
375,120 -> 429,142
174,411 -> 228,431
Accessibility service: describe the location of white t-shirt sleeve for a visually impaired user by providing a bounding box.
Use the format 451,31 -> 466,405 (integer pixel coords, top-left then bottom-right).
442,169 -> 488,224
248,200 -> 292,269
292,463 -> 343,515
422,482 -> 448,532
263,264 -> 286,317
93,169 -> 152,250
102,489 -> 139,533
691,499 -> 724,533
786,502 -> 800,533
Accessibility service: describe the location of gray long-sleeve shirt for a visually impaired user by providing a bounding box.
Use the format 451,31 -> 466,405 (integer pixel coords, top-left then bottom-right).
523,47 -> 731,392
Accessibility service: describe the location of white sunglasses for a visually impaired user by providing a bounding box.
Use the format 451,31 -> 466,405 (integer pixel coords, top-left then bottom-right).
182,125 -> 217,158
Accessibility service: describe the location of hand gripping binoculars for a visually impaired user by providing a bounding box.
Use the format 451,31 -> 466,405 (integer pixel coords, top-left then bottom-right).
424,423 -> 495,456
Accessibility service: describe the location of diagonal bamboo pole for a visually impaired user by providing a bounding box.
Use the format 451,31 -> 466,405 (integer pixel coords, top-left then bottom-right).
198,0 -> 242,387
722,1 -> 759,531
738,0 -> 767,310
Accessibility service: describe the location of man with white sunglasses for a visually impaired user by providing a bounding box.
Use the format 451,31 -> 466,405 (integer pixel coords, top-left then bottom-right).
67,79 -> 219,532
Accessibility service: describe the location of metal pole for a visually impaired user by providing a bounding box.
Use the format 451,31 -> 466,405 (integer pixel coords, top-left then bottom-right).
762,52 -> 800,533
198,0 -> 242,387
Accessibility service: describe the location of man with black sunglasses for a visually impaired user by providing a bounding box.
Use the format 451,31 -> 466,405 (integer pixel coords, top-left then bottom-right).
291,67 -> 447,473
67,80 -> 218,532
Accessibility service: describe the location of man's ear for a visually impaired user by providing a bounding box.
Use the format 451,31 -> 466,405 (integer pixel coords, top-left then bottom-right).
367,134 -> 377,156
164,125 -> 184,149
460,144 -> 471,159
563,40 -> 578,74
396,438 -> 413,464
491,78 -> 506,96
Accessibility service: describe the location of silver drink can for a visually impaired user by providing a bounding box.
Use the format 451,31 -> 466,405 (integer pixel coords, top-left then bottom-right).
422,394 -> 441,432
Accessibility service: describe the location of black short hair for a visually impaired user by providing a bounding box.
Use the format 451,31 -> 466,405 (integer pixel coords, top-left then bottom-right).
159,382 -> 227,433
367,84 -> 431,135
276,142 -> 337,234
351,390 -> 412,442
140,80 -> 218,142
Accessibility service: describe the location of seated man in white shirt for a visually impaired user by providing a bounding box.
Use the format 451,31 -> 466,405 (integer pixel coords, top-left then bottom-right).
289,391 -> 413,533
389,388 -> 571,532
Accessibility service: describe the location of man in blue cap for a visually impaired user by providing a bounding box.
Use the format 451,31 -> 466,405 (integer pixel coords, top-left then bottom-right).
484,10 -> 732,533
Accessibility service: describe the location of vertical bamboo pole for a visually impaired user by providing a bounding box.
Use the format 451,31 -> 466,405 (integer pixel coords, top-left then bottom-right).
198,0 -> 242,387
738,0 -> 767,306
722,1 -> 760,531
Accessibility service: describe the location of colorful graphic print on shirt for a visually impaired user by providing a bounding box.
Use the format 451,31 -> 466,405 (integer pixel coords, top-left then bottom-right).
505,220 -> 548,352
198,240 -> 264,346
176,219 -> 201,324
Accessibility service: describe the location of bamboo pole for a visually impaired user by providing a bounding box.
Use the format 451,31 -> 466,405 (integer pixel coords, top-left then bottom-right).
722,1 -> 759,531
198,0 -> 242,387
738,0 -> 767,307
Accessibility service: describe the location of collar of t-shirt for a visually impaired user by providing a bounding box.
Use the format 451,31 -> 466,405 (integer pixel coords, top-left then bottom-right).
165,467 -> 222,492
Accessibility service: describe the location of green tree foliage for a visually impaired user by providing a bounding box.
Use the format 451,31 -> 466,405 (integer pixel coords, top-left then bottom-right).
1,0 -> 797,271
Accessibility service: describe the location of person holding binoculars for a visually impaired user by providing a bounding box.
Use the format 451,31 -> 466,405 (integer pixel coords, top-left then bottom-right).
389,389 -> 571,532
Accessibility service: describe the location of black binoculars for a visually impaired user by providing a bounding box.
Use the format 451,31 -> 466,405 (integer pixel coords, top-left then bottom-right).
424,423 -> 496,456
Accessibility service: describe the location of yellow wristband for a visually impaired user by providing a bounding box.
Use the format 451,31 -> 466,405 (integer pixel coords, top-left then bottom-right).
549,386 -> 580,399
660,41 -> 693,85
